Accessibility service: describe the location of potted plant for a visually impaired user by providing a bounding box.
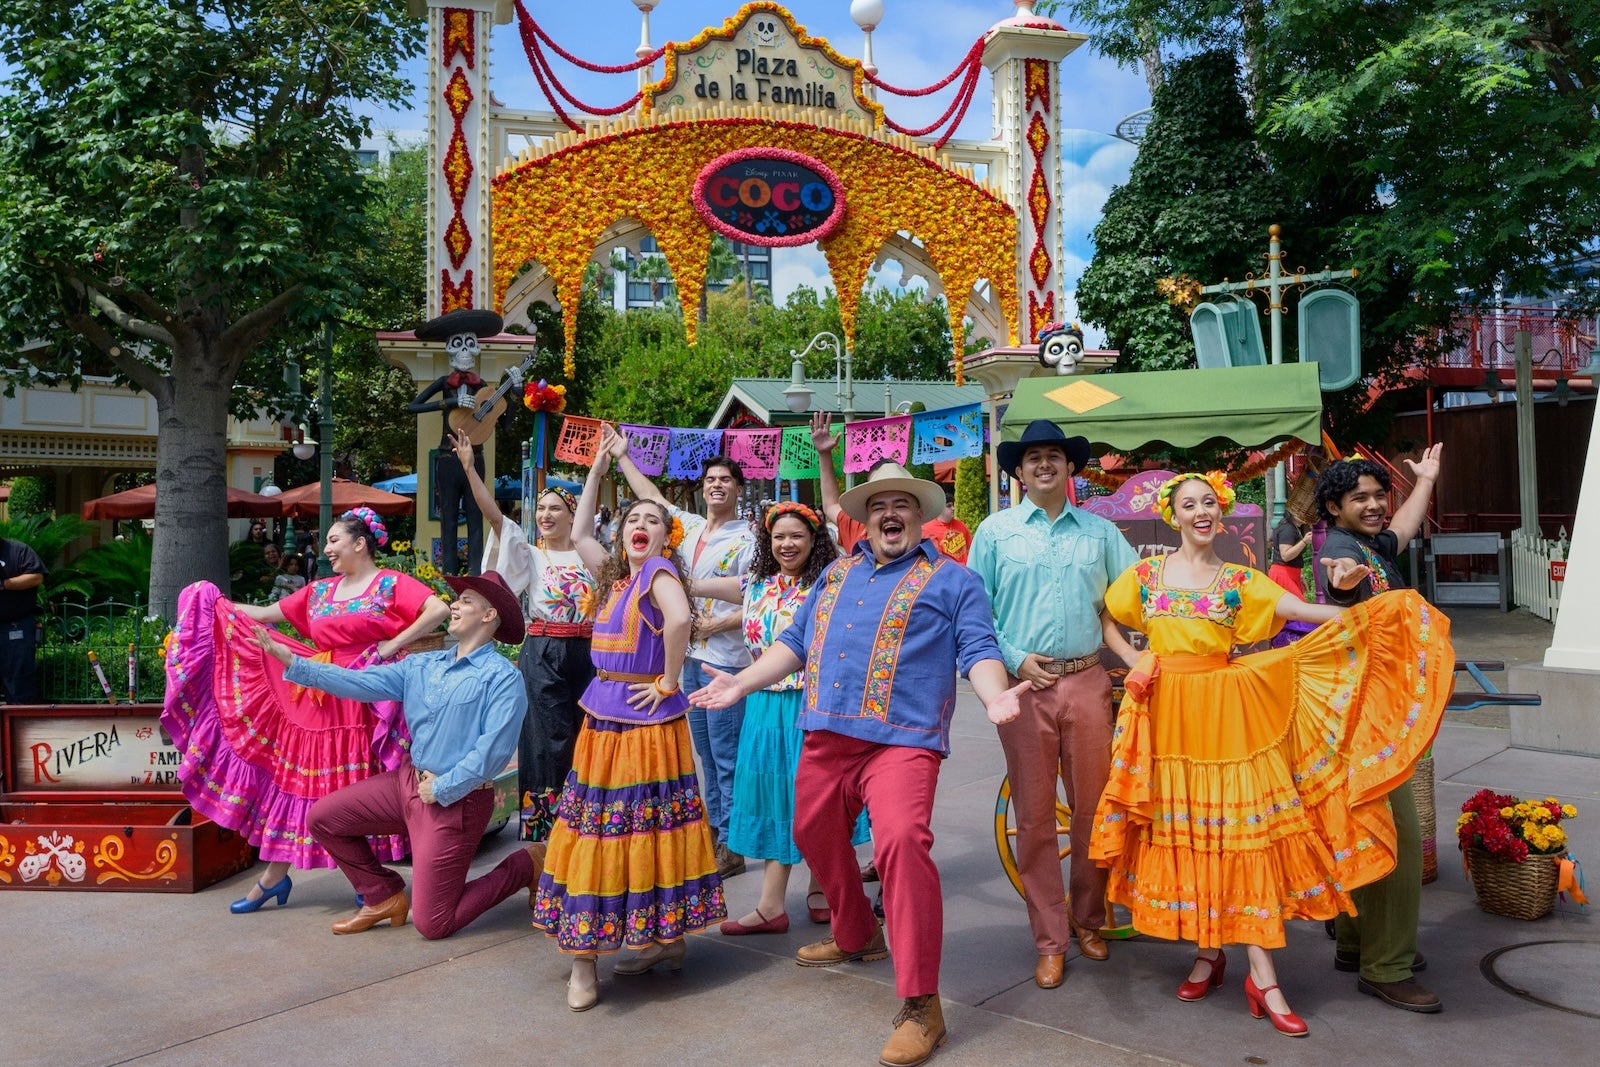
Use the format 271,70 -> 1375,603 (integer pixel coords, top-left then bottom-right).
1456,790 -> 1584,920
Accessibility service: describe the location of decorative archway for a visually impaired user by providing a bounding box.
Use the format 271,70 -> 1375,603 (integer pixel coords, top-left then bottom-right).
492,115 -> 1020,382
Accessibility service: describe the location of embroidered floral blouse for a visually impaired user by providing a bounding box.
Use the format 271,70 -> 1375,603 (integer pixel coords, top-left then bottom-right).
1104,555 -> 1285,656
741,573 -> 810,692
483,514 -> 596,625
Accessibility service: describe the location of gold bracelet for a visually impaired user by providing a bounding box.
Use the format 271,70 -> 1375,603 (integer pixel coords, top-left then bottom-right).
653,675 -> 679,697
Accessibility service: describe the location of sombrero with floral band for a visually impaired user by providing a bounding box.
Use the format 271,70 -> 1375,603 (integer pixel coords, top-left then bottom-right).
1156,471 -> 1236,528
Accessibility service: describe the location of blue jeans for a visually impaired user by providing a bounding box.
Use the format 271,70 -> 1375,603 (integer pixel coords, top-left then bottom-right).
683,658 -> 746,842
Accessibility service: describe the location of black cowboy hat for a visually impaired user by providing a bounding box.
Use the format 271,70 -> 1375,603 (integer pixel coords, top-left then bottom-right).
997,419 -> 1091,477
443,569 -> 525,645
415,308 -> 504,342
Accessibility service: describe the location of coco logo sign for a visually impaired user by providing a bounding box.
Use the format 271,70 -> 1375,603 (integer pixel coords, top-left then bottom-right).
692,149 -> 846,247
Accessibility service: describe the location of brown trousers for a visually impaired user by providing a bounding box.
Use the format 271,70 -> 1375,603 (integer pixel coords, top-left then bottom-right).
997,664 -> 1114,954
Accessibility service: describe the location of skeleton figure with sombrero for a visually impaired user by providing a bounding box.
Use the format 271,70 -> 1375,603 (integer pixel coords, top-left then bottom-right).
406,309 -> 521,575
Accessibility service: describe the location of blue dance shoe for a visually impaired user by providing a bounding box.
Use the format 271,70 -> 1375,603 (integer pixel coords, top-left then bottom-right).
230,874 -> 293,914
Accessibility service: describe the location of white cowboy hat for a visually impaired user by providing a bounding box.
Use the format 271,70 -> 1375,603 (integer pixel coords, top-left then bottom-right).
838,461 -> 946,524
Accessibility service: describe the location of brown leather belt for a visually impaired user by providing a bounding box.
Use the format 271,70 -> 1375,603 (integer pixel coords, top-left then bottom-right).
595,668 -> 658,684
1040,652 -> 1102,676
527,619 -> 593,638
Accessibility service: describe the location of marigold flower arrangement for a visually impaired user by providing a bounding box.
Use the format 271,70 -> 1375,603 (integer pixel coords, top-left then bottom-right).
524,379 -> 567,414
1457,789 -> 1577,862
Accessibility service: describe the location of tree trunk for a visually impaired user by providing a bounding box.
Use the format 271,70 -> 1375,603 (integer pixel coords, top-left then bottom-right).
147,341 -> 235,619
1138,22 -> 1165,96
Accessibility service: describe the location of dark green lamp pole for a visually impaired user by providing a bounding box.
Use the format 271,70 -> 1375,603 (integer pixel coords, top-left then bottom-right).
316,324 -> 336,577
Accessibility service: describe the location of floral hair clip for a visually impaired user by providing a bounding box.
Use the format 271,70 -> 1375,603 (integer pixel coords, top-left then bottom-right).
342,506 -> 390,547
1156,471 -> 1236,529
662,515 -> 686,555
540,486 -> 578,513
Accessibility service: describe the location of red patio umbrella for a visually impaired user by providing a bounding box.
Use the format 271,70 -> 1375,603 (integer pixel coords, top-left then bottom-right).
275,477 -> 416,519
81,483 -> 284,521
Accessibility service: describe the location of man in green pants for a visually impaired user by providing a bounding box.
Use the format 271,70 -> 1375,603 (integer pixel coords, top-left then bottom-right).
1315,445 -> 1445,1013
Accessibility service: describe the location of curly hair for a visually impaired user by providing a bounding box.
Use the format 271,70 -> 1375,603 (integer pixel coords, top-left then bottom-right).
1314,459 -> 1391,522
750,504 -> 838,587
594,499 -> 701,638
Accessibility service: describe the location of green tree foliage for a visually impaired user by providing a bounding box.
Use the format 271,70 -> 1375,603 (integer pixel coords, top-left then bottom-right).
0,1 -> 424,616
4,477 -> 54,520
953,455 -> 990,533
1076,51 -> 1285,375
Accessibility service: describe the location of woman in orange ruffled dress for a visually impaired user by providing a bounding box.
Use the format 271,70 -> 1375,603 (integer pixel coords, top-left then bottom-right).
1090,472 -> 1451,1038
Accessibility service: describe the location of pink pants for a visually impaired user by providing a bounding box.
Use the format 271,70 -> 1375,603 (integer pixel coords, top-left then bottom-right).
307,761 -> 534,940
794,730 -> 942,998
996,665 -> 1114,953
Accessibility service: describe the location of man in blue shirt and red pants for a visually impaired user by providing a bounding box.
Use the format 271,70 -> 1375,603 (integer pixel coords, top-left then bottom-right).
253,570 -> 544,940
693,462 -> 1025,1067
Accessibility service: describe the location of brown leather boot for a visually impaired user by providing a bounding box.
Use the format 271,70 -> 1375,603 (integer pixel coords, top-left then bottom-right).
879,994 -> 947,1067
524,842 -> 547,909
331,890 -> 409,935
796,920 -> 888,967
1071,920 -> 1109,962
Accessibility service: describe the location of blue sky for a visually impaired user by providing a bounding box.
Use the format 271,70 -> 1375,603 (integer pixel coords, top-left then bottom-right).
367,1 -> 1149,335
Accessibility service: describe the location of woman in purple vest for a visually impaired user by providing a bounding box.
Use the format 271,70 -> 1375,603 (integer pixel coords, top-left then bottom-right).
531,426 -> 725,1011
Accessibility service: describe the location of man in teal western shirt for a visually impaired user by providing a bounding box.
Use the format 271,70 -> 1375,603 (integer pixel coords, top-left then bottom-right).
253,570 -> 542,940
968,420 -> 1139,989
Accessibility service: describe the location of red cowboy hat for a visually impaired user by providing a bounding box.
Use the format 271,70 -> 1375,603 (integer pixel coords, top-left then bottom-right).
443,570 -> 525,645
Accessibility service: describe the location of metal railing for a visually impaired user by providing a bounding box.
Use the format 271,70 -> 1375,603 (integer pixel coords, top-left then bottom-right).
35,597 -> 170,705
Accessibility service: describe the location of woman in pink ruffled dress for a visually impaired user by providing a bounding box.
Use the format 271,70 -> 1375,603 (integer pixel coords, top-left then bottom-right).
163,508 -> 449,912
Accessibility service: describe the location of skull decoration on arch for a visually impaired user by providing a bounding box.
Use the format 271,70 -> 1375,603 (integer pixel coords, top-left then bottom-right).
750,15 -> 780,47
1037,321 -> 1085,375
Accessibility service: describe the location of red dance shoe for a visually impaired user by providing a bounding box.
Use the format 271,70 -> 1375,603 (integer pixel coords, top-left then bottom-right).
1245,975 -> 1309,1037
1176,949 -> 1226,1001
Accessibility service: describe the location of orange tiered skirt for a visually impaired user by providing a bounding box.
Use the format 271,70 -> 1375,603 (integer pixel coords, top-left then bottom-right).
1089,589 -> 1451,948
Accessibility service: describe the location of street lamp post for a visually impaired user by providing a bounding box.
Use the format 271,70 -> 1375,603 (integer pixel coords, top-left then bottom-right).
316,325 -> 336,577
783,330 -> 856,484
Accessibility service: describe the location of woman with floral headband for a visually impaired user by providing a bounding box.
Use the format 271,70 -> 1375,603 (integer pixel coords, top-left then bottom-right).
163,507 -> 449,913
688,500 -> 871,935
452,428 -> 596,843
1089,471 -> 1452,1037
531,425 -> 724,1011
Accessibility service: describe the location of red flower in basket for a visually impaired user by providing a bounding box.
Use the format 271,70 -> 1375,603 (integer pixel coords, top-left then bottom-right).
523,379 -> 567,414
1457,788 -> 1576,862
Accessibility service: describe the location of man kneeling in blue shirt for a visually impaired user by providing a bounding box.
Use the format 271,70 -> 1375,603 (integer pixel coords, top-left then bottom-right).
252,570 -> 542,939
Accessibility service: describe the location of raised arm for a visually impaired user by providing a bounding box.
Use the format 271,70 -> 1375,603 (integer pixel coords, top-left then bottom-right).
1386,443 -> 1443,548
449,427 -> 506,529
571,429 -> 617,575
809,411 -> 843,526
608,428 -> 667,506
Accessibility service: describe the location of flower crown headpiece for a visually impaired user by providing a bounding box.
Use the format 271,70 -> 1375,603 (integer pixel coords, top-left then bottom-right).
1156,471 -> 1236,529
765,501 -> 821,532
540,486 -> 578,514
342,506 -> 389,548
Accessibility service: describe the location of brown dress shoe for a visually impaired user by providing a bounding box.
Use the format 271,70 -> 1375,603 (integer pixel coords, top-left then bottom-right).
331,890 -> 409,935
1034,954 -> 1065,988
1357,976 -> 1442,1013
879,994 -> 947,1067
1072,922 -> 1109,961
524,842 -> 548,909
713,840 -> 746,878
796,920 -> 889,967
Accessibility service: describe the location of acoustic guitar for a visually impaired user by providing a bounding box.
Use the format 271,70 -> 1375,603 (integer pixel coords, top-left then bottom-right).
447,354 -> 537,446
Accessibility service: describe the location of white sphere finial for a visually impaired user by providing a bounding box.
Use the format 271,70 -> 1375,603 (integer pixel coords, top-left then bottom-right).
851,0 -> 884,31
632,0 -> 660,12
1013,0 -> 1036,17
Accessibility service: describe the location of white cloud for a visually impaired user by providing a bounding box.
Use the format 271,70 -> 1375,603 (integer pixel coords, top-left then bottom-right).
771,245 -> 834,302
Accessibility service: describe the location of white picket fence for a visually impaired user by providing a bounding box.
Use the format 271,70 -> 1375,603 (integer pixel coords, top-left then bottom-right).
1510,527 -> 1568,621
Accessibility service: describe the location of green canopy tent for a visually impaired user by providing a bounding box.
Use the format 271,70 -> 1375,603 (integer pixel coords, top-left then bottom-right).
1000,363 -> 1322,453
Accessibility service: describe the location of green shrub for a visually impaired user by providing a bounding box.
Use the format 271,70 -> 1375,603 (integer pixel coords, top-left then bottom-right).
5,475 -> 53,519
954,455 -> 989,535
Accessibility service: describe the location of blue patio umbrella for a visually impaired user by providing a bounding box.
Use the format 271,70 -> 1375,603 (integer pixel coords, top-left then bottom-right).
372,473 -> 417,494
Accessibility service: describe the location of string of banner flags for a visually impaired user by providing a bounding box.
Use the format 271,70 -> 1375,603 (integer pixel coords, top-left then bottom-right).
540,403 -> 986,480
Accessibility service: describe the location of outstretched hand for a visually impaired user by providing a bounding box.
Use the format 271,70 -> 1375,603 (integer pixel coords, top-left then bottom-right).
249,628 -> 294,668
593,425 -> 622,473
1321,556 -> 1373,592
449,427 -> 475,469
1403,442 -> 1443,483
689,666 -> 744,710
986,678 -> 1031,726
808,410 -> 838,453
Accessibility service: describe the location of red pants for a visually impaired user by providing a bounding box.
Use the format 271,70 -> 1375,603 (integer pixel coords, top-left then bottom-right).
996,665 -> 1113,953
794,730 -> 942,998
307,761 -> 533,940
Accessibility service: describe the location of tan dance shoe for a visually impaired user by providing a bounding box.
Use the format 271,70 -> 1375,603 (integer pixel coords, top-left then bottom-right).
796,920 -> 888,967
567,954 -> 599,1011
331,890 -> 409,935
1034,954 -> 1065,988
613,939 -> 687,976
879,994 -> 947,1067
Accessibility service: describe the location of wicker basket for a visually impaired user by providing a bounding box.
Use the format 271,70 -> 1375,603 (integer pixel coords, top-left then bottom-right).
1465,847 -> 1562,920
1414,755 -> 1437,884
1285,473 -> 1320,527
406,632 -> 447,654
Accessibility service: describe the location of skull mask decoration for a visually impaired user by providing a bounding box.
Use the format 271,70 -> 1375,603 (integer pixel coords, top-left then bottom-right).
750,15 -> 780,47
1037,322 -> 1086,376
445,331 -> 480,373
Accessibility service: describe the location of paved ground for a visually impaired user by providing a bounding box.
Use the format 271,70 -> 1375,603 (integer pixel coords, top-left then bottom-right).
5,607 -> 1596,1067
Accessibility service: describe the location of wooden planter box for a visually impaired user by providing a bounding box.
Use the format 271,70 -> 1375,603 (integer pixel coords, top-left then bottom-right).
0,704 -> 255,893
